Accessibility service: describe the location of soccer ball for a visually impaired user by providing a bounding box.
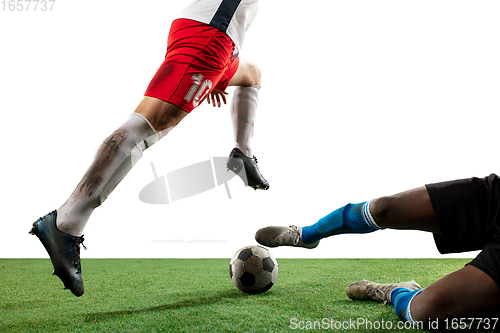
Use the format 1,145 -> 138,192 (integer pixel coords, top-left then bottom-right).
229,245 -> 278,294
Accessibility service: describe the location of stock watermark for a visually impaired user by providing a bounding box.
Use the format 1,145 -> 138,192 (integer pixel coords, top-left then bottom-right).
290,318 -> 423,331
440,317 -> 498,331
1,0 -> 55,11
289,317 -> 499,331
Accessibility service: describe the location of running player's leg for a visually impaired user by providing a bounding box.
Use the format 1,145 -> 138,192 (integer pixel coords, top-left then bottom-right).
255,186 -> 440,248
38,19 -> 232,237
30,19 -> 231,296
135,96 -> 188,138
225,58 -> 269,190
228,58 -> 261,158
229,58 -> 261,87
56,98 -> 187,237
30,98 -> 185,296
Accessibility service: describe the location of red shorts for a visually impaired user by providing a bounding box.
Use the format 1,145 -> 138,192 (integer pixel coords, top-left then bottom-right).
145,19 -> 239,113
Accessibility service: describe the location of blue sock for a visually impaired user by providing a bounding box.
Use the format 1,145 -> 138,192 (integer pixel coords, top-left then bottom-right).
391,288 -> 423,322
301,201 -> 383,244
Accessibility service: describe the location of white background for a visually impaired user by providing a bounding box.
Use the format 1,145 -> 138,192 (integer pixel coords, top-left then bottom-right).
1,0 -> 499,259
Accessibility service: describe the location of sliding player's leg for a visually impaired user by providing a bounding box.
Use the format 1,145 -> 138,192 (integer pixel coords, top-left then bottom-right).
347,263 -> 500,327
347,174 -> 500,326
255,186 -> 439,248
407,173 -> 500,323
225,58 -> 269,190
407,264 -> 500,325
369,186 -> 440,233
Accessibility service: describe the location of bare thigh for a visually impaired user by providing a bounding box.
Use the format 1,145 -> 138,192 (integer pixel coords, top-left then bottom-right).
134,96 -> 188,135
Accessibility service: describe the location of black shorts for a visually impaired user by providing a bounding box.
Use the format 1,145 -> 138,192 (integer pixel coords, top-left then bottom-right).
426,174 -> 500,287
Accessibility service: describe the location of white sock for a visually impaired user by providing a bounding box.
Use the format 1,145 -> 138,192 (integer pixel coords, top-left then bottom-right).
231,85 -> 260,157
56,113 -> 159,236
405,289 -> 423,323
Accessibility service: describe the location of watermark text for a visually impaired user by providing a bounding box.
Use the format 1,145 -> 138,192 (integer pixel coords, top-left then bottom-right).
1,0 -> 56,12
290,318 -> 423,331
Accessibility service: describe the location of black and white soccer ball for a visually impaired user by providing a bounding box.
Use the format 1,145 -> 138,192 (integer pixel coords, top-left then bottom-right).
229,245 -> 278,294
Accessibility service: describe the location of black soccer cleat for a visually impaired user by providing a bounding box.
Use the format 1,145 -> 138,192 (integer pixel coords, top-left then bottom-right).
227,148 -> 269,190
29,210 -> 86,297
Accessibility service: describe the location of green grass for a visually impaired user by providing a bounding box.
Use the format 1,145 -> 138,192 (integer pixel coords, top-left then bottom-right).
0,258 -> 494,332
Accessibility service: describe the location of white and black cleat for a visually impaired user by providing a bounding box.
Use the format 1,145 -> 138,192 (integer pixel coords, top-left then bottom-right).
227,148 -> 269,190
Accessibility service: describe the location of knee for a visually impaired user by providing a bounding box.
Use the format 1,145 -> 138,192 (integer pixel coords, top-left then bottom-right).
245,62 -> 261,86
369,196 -> 392,227
410,292 -> 449,322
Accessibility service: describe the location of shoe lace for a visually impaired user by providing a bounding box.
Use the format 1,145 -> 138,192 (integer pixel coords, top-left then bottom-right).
275,225 -> 300,245
71,235 -> 87,271
374,289 -> 387,303
76,235 -> 87,251
366,283 -> 395,305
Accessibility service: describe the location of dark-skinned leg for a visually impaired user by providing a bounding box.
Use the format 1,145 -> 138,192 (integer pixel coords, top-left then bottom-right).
370,186 -> 441,234
353,186 -> 498,322
256,186 -> 440,248
410,265 -> 500,323
372,186 -> 500,323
